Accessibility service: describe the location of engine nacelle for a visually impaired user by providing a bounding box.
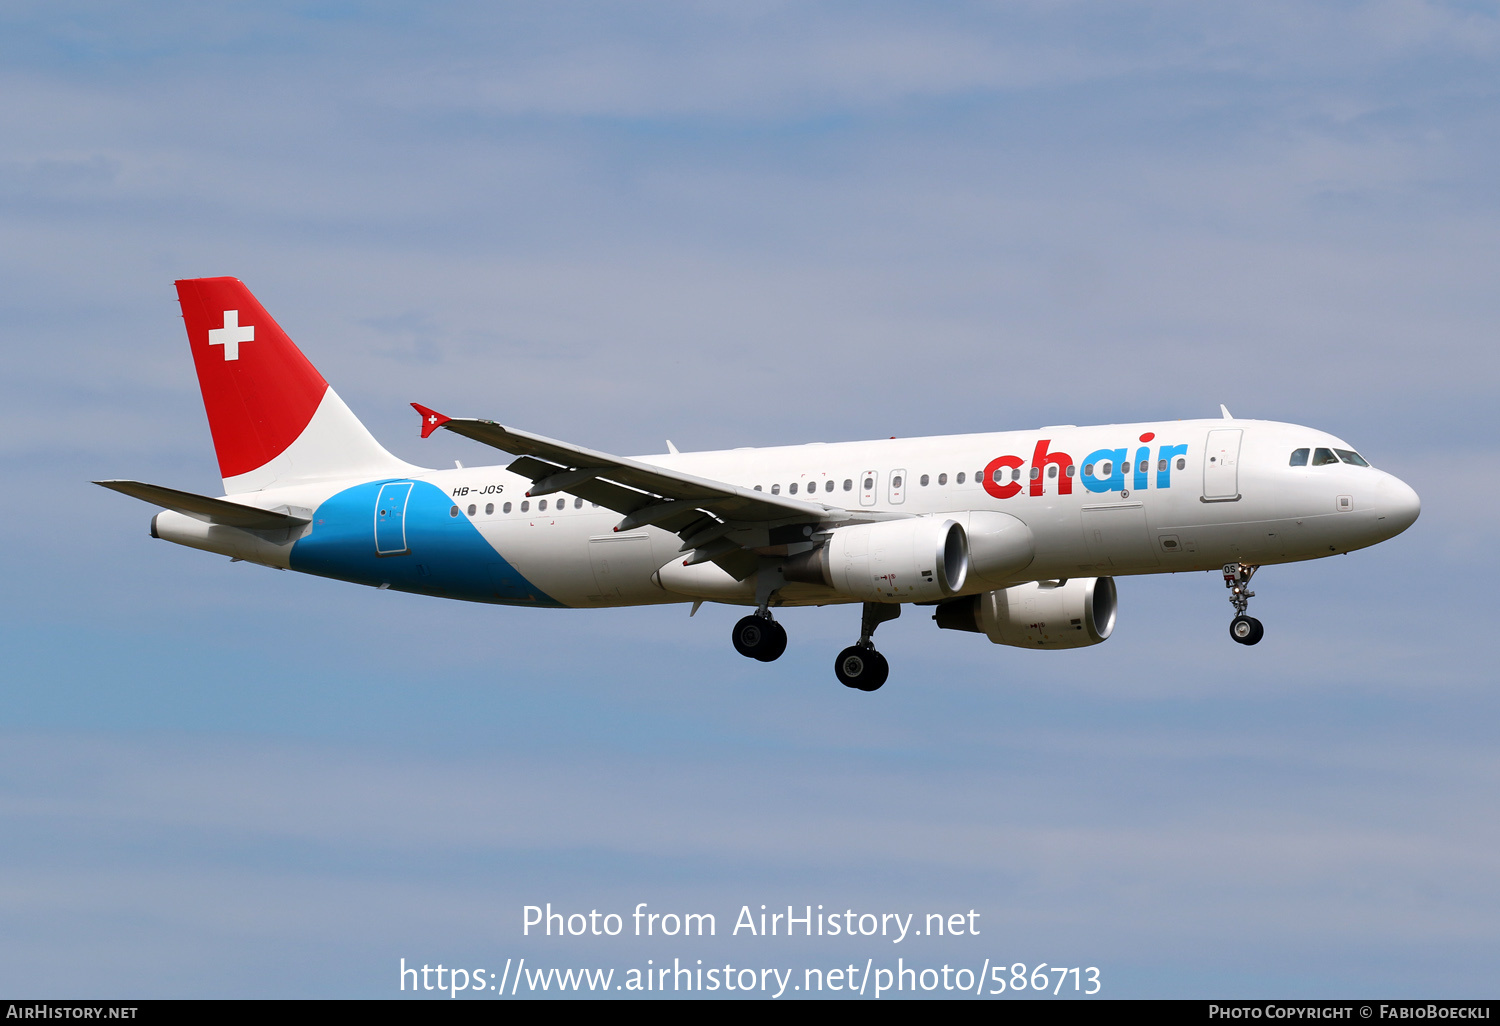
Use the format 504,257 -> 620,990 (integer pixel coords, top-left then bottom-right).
934,577 -> 1116,649
785,517 -> 968,603
950,510 -> 1035,587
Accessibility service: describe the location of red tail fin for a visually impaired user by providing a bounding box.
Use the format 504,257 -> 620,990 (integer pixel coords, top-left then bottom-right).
177,277 -> 327,481
176,277 -> 414,493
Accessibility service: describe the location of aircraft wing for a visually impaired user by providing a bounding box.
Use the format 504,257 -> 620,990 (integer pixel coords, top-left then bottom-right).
94,480 -> 310,530
413,404 -> 877,577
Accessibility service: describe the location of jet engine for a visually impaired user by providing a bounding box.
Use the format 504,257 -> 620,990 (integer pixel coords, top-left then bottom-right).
784,517 -> 968,603
934,577 -> 1116,649
950,510 -> 1035,587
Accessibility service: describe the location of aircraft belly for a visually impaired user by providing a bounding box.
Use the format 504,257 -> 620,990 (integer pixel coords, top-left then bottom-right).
486,514 -> 681,607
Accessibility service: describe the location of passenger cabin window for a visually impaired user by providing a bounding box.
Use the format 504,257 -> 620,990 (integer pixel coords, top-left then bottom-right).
920,474 -> 930,486
938,473 -> 947,485
1290,448 -> 1309,467
771,484 -> 780,494
956,472 -> 966,484
843,479 -> 853,491
1312,448 -> 1340,466
1334,449 -> 1370,467
825,480 -> 834,492
503,502 -> 512,513
485,503 -> 494,515
520,500 -> 529,512
1175,457 -> 1186,470
788,482 -> 798,495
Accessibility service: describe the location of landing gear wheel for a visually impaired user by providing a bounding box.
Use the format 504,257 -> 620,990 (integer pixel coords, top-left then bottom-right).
1230,615 -> 1264,646
835,646 -> 889,691
756,619 -> 787,662
732,615 -> 787,662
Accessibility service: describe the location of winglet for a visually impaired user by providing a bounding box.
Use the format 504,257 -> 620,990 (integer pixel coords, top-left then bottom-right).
412,403 -> 451,439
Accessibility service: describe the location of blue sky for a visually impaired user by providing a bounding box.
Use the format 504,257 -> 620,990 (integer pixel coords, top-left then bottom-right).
1,1 -> 1497,998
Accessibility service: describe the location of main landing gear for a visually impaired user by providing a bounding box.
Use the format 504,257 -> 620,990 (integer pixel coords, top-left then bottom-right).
732,558 -> 790,663
1224,563 -> 1265,646
834,603 -> 900,692
729,560 -> 898,689
731,613 -> 787,662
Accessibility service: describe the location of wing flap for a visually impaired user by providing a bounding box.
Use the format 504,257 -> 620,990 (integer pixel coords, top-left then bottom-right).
94,480 -> 310,530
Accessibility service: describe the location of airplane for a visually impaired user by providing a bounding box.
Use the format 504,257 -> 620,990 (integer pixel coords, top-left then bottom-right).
98,277 -> 1421,691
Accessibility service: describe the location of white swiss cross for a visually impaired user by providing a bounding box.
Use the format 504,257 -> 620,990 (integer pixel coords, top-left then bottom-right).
428,414 -> 438,425
208,310 -> 255,361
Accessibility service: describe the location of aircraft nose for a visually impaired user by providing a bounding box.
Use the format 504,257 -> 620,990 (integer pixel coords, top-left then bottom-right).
1377,473 -> 1421,537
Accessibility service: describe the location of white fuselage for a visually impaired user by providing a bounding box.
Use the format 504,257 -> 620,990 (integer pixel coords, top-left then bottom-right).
151,417 -> 1421,611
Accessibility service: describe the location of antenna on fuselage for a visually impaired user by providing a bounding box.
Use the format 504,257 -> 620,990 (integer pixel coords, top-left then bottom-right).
1219,404 -> 1234,420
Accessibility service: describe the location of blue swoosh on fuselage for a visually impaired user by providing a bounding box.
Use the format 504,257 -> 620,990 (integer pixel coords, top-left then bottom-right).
290,479 -> 563,607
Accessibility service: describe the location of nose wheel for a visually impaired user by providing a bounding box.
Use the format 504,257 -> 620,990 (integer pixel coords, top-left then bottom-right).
1223,563 -> 1264,646
732,614 -> 787,662
1230,614 -> 1263,645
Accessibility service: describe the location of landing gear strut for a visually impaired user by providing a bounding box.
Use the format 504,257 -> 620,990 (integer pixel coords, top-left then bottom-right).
733,560 -> 789,662
1223,563 -> 1264,646
835,603 -> 899,691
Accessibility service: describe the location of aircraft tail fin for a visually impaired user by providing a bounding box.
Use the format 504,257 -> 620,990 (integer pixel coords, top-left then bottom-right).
175,277 -> 415,493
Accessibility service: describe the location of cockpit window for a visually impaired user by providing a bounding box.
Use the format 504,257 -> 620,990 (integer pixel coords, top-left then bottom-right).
1311,447 -> 1340,466
1334,449 -> 1369,467
1289,448 -> 1309,467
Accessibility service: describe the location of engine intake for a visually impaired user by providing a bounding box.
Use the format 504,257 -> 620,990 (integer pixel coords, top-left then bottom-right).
934,578 -> 1116,649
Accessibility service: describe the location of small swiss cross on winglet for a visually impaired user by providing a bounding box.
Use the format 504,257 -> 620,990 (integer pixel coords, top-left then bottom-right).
411,403 -> 451,439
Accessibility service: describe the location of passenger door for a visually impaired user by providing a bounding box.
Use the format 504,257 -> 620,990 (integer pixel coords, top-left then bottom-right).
1202,429 -> 1242,502
374,482 -> 413,556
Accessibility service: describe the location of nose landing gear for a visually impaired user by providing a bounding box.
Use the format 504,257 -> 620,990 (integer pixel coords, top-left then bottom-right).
1224,563 -> 1264,646
834,603 -> 900,691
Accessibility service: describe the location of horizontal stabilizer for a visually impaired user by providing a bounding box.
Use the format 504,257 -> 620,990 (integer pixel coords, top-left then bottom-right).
94,480 -> 310,530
